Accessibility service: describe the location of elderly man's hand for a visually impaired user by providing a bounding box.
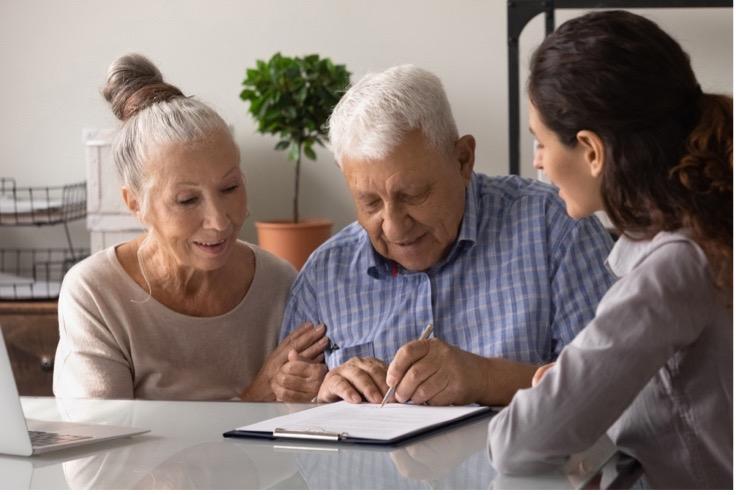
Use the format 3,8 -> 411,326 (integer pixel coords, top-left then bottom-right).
316,356 -> 389,404
385,339 -> 483,406
271,349 -> 327,402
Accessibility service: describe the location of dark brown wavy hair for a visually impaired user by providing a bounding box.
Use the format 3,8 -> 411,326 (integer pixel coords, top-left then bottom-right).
529,10 -> 732,296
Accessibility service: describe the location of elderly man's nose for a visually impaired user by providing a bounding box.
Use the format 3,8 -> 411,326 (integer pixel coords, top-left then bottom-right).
382,205 -> 411,240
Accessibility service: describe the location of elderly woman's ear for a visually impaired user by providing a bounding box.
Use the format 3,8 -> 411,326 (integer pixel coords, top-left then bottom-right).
121,186 -> 146,223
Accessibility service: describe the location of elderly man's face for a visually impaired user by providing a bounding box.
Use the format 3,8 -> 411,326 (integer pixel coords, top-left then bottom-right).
341,130 -> 475,272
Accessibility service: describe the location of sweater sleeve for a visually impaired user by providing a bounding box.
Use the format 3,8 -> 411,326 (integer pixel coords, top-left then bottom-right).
487,240 -> 714,474
53,264 -> 134,399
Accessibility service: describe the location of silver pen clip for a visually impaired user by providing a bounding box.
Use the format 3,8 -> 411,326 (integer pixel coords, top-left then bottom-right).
273,427 -> 346,442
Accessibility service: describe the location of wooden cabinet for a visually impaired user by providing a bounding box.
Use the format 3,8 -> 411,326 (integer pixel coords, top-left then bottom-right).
0,300 -> 58,396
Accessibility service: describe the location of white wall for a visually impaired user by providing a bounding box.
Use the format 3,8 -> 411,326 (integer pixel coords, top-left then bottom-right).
0,0 -> 731,249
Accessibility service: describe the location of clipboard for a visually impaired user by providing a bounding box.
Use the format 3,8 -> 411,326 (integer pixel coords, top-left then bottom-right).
223,401 -> 495,445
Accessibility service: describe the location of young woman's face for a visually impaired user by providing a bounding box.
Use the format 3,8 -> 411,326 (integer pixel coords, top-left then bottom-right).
529,102 -> 604,219
140,129 -> 248,272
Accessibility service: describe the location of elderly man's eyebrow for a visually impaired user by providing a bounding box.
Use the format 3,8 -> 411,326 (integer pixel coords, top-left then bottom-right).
356,191 -> 378,201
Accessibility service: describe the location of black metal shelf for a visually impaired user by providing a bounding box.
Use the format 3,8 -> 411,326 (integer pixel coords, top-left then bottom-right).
0,177 -> 88,300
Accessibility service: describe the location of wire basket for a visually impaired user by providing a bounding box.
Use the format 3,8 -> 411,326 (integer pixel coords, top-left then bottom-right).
0,178 -> 86,226
0,248 -> 88,300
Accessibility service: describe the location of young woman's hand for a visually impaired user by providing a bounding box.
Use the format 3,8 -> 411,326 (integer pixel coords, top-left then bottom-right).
532,362 -> 556,387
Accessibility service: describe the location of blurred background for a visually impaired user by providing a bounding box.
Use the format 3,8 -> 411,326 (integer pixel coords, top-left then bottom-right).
0,0 -> 732,250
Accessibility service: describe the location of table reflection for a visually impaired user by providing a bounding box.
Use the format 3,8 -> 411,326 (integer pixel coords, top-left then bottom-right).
8,398 -> 617,490
291,416 -> 497,489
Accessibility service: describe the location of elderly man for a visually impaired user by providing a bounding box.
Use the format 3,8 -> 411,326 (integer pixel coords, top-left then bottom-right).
271,65 -> 614,406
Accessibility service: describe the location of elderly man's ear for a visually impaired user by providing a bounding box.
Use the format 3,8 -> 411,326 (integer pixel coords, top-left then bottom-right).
453,134 -> 476,183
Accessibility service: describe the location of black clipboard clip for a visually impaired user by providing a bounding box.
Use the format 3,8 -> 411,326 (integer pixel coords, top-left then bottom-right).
273,427 -> 348,442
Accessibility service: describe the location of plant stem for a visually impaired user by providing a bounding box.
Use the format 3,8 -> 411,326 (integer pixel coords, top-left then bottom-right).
293,143 -> 301,224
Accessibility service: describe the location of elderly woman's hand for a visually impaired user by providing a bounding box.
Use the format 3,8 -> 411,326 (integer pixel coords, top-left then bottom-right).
239,322 -> 328,401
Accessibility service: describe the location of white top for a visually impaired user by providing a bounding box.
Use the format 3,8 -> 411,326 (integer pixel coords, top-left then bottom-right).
487,231 -> 732,489
53,242 -> 296,400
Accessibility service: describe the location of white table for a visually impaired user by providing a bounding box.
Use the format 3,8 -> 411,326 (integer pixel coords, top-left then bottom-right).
2,397 -> 634,489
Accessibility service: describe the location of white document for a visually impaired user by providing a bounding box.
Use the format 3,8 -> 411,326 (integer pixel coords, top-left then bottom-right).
236,401 -> 491,443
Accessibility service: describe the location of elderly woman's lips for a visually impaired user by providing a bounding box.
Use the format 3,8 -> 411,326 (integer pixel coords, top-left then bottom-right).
193,239 -> 227,255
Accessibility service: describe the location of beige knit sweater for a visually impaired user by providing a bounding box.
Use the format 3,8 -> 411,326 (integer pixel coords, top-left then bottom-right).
53,241 -> 296,400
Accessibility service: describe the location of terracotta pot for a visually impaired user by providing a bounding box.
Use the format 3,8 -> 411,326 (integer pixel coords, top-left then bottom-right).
255,218 -> 333,270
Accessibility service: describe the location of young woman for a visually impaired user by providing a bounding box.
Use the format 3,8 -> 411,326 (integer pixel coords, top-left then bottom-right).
487,11 -> 732,489
54,54 -> 328,401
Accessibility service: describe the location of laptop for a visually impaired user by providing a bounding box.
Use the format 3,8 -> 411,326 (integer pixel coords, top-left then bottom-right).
0,330 -> 148,456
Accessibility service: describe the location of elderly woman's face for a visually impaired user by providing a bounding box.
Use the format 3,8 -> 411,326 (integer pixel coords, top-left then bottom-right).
141,129 -> 247,272
341,129 -> 474,272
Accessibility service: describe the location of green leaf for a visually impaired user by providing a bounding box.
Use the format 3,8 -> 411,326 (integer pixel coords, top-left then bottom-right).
287,143 -> 300,162
238,52 -> 351,210
303,145 -> 316,160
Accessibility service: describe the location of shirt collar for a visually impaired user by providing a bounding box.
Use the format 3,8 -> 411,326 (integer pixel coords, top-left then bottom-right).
362,173 -> 481,279
455,173 -> 480,246
605,229 -> 692,278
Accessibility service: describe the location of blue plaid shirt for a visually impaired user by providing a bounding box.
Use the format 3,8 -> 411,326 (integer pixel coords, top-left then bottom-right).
280,173 -> 614,369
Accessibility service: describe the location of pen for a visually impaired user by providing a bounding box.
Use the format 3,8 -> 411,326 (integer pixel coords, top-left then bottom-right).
381,322 -> 434,407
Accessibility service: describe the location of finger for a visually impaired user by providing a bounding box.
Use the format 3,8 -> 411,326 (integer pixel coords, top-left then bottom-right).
288,348 -> 324,367
284,322 -> 315,343
288,323 -> 327,353
408,369 -> 449,405
272,370 -> 320,395
299,335 -> 329,361
282,361 -> 328,381
532,363 -> 554,387
342,362 -> 386,403
426,381 -> 454,406
318,373 -> 362,403
393,357 -> 438,403
275,323 -> 314,359
387,340 -> 432,388
272,382 -> 316,403
350,357 -> 390,396
271,364 -> 326,403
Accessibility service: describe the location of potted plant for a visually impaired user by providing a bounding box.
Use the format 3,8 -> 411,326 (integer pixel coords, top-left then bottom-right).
240,53 -> 351,269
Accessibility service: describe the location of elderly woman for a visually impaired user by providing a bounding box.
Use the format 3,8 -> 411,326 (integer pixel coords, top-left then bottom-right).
53,54 -> 327,401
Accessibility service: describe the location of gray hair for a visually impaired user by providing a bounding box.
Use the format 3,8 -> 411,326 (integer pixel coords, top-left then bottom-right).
103,53 -> 230,214
328,64 -> 459,165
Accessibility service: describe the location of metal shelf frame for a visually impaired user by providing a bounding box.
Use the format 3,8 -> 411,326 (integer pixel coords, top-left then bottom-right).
507,0 -> 733,175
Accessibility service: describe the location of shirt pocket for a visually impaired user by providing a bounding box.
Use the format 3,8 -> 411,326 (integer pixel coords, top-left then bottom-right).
326,341 -> 375,369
